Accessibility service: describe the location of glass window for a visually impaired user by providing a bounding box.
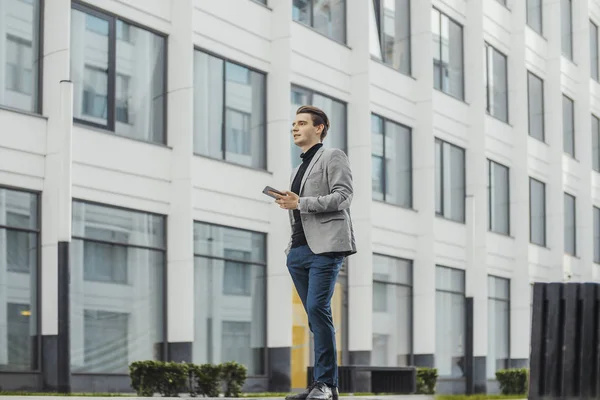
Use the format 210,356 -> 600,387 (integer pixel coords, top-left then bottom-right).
370,0 -> 411,75
194,51 -> 266,170
526,0 -> 542,35
591,21 -> 599,81
1,0 -> 41,112
293,0 -> 346,44
563,95 -> 575,157
0,188 -> 39,372
485,43 -> 508,122
371,254 -> 412,367
561,0 -> 572,60
70,5 -> 166,144
529,178 -> 546,247
593,115 -> 600,172
432,8 -> 464,100
435,265 -> 465,378
193,222 -> 266,376
487,276 -> 509,379
70,201 -> 165,373
435,138 -> 465,223
488,160 -> 509,235
594,206 -> 600,263
371,114 -> 412,207
564,193 -> 576,256
290,86 -> 346,167
527,71 -> 545,142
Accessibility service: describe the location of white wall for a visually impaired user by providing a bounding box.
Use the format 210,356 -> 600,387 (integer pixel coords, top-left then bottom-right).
1,0 -> 600,383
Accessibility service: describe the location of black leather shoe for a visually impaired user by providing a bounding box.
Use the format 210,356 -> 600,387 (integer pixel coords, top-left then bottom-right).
285,382 -> 338,400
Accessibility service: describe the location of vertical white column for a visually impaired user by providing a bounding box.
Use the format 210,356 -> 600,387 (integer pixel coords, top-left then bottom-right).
346,0 -> 373,359
573,0 -> 593,281
545,0 -> 566,282
41,0 -> 71,340
166,0 -> 195,356
509,0 -> 532,366
266,0 -> 293,390
412,0 -> 436,365
464,0 -> 488,387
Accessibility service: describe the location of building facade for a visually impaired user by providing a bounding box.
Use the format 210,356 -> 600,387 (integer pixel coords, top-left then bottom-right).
0,0 -> 599,395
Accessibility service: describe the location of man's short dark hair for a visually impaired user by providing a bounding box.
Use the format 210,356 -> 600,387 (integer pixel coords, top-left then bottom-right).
296,105 -> 330,141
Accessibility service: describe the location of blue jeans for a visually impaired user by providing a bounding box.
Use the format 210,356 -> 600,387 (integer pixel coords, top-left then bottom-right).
287,245 -> 344,388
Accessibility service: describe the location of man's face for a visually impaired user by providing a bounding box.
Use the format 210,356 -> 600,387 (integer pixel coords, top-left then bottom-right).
292,113 -> 322,148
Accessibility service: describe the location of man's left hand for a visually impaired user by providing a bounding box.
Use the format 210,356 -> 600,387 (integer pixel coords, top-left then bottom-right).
275,191 -> 299,210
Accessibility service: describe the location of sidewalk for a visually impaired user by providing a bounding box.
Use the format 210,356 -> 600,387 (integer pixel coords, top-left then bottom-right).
0,396 -> 436,400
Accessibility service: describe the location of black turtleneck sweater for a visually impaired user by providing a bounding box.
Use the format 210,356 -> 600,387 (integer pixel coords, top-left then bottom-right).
291,143 -> 323,249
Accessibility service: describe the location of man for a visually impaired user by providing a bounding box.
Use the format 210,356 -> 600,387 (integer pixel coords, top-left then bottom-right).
271,105 -> 356,400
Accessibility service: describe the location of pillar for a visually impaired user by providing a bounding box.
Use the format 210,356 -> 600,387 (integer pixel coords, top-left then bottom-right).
41,0 -> 72,391
412,0 -> 436,368
346,0 -> 373,366
464,1 -> 487,393
509,0 -> 532,368
573,0 -> 593,282
266,0 -> 293,391
166,0 -> 195,363
545,0 -> 566,282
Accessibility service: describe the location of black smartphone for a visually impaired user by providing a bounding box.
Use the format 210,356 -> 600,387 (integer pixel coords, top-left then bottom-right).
263,186 -> 285,199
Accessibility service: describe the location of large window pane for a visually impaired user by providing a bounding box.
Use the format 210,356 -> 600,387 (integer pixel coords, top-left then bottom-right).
372,115 -> 385,201
0,188 -> 39,372
594,206 -> 600,263
435,266 -> 465,378
370,0 -> 411,75
526,0 -> 542,35
528,72 -> 544,141
561,0 -> 572,60
70,201 -> 165,373
435,138 -> 465,222
194,51 -> 266,169
115,21 -> 166,143
290,86 -> 346,167
488,160 -> 509,235
371,114 -> 412,207
487,276 -> 509,379
593,115 -> 600,172
372,254 -> 412,367
485,44 -> 508,122
71,5 -> 166,144
529,178 -> 546,246
432,8 -> 464,100
1,0 -> 40,112
293,0 -> 346,43
564,193 -> 576,255
591,21 -> 599,81
562,95 -> 575,157
193,222 -> 266,375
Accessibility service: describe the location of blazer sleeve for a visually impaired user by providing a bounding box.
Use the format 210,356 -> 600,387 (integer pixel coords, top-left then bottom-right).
297,149 -> 353,214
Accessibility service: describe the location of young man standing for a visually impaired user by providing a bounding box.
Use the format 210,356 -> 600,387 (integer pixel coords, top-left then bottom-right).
270,105 -> 356,400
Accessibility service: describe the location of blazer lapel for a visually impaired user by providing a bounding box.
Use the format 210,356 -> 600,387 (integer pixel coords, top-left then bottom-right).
300,147 -> 324,193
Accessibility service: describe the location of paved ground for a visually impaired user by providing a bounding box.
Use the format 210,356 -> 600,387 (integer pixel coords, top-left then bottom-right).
0,396 -> 436,400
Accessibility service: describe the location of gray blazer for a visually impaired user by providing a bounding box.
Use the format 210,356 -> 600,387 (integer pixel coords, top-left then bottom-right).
285,147 -> 357,256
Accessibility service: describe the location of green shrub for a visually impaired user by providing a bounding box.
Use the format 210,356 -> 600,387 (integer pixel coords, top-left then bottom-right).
155,362 -> 189,397
129,360 -> 248,398
416,367 -> 438,394
189,363 -> 222,397
129,360 -> 163,397
220,361 -> 248,397
496,368 -> 528,395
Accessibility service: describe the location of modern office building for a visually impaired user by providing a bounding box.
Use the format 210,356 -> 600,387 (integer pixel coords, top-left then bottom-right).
0,0 -> 599,395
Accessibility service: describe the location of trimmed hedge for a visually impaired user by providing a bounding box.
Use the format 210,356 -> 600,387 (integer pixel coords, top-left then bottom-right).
416,367 -> 438,394
495,368 -> 528,395
129,360 -> 247,397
